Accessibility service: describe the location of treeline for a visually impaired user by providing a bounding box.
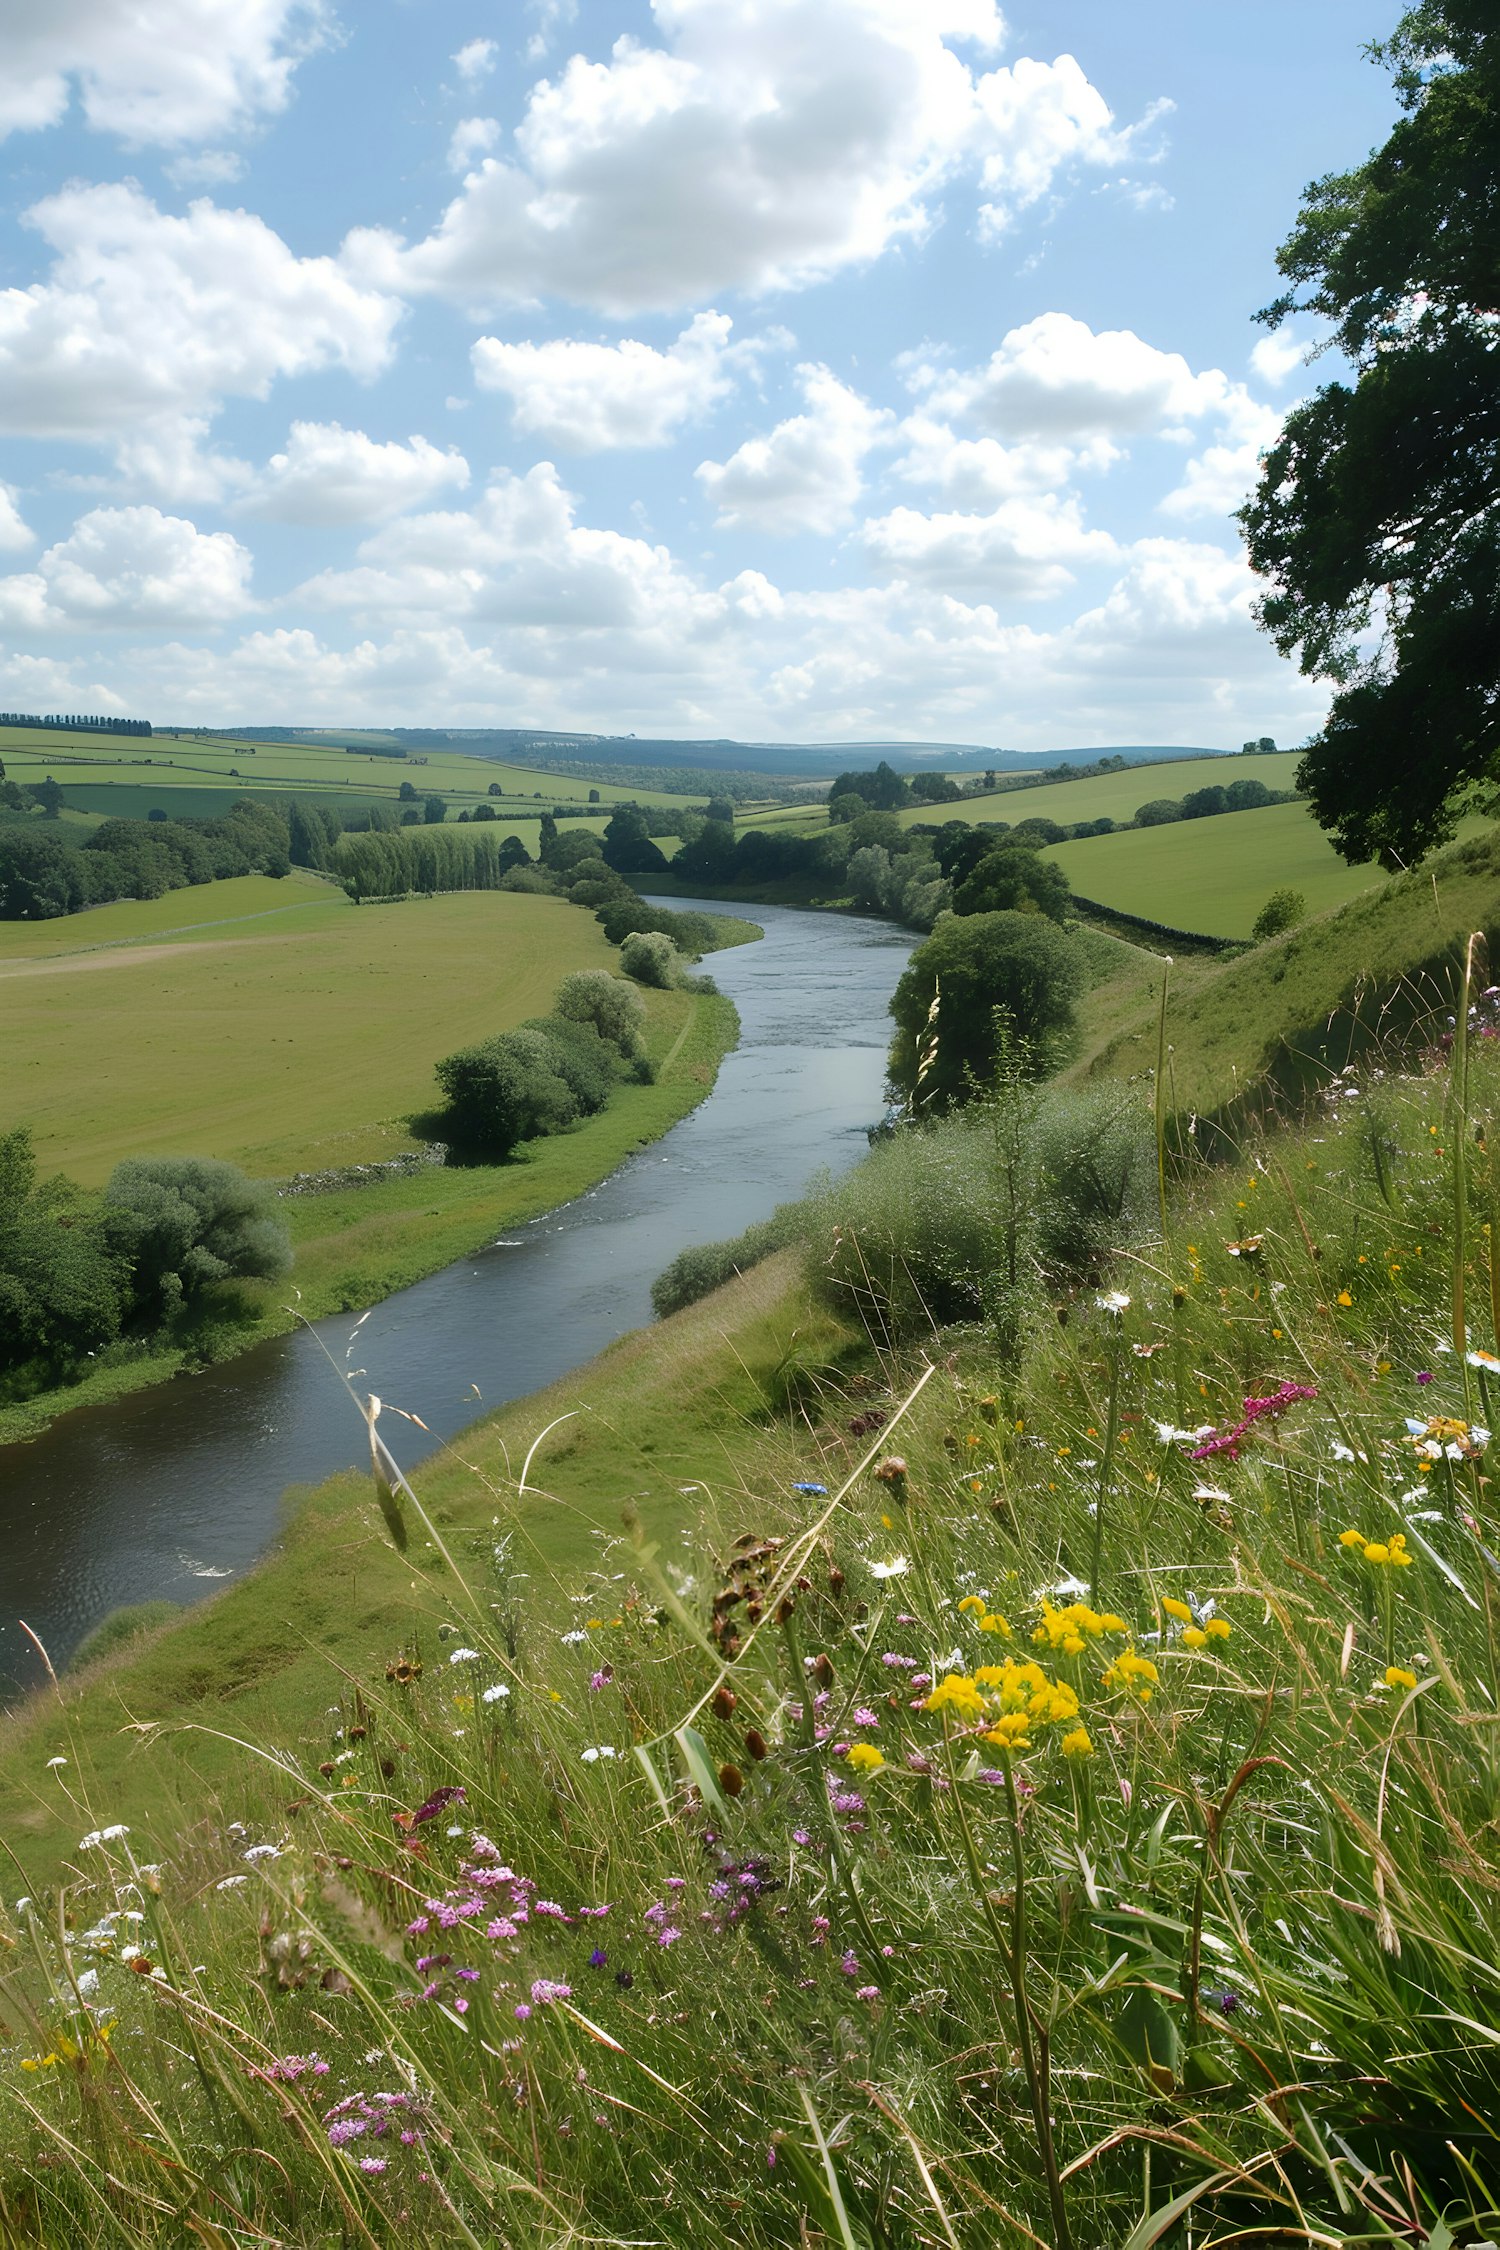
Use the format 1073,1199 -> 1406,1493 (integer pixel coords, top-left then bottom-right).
826,757 -> 1299,841
0,802 -> 291,919
0,712 -> 152,735
0,1134 -> 289,1404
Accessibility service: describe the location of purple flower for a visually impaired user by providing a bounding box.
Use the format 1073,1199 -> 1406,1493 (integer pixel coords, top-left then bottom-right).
791,1828 -> 812,1846
840,1950 -> 860,1975
530,1979 -> 573,2006
588,1948 -> 608,1969
1416,1371 -> 1436,1386
589,1667 -> 613,1692
855,1985 -> 880,2001
852,1708 -> 879,1728
657,1926 -> 681,1947
513,2003 -> 532,2020
359,2156 -> 388,2175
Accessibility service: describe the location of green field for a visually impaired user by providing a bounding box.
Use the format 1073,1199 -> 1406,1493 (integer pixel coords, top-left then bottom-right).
894,749 -> 1300,834
1044,796 -> 1389,937
1,877 -> 661,1183
0,727 -> 703,819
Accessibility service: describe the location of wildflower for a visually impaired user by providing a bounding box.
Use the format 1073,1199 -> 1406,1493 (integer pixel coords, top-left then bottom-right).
1384,1666 -> 1419,1691
855,1984 -> 880,2001
1060,1726 -> 1094,1760
588,1948 -> 608,1968
481,1683 -> 510,1703
1103,1649 -> 1159,1702
869,1556 -> 910,1579
792,1482 -> 829,1496
1180,1626 -> 1209,1650
1337,1291 -> 1353,1308
359,2157 -> 388,2175
448,1647 -> 481,1665
1206,1987 -> 1241,2016
1162,1597 -> 1193,1624
530,1979 -> 573,2005
1415,1370 -> 1435,1385
840,1950 -> 860,1975
924,1673 -> 987,1722
845,1743 -> 884,1773
1096,1290 -> 1131,1314
957,1594 -> 986,1615
1338,1528 -> 1365,1548
1205,1617 -> 1231,1640
45,1756 -> 67,1770
588,1668 -> 613,1692
656,1927 -> 681,1947
243,1843 -> 281,1863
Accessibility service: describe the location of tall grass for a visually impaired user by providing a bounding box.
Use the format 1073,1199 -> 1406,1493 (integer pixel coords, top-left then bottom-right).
8,966 -> 1500,2245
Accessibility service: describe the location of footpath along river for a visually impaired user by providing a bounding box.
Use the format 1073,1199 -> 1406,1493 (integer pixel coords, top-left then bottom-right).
0,899 -> 912,1699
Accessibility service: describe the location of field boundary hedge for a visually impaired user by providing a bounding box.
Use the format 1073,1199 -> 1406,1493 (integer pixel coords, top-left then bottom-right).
1068,891 -> 1244,954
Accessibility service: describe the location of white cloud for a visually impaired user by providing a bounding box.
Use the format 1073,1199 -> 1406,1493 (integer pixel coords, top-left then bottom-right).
0,505 -> 253,629
972,58 -> 1168,236
696,365 -> 893,533
473,311 -> 753,451
1250,330 -> 1308,387
0,0 -> 326,147
0,487 -> 36,552
243,422 -> 471,525
452,38 -> 497,83
0,183 -> 402,487
449,116 -> 500,170
929,312 -> 1223,440
526,0 -> 579,62
862,492 -> 1117,599
893,410 -> 1116,503
345,0 -> 1154,315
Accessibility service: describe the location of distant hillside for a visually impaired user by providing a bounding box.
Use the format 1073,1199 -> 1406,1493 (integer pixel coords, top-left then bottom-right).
224,726 -> 1238,779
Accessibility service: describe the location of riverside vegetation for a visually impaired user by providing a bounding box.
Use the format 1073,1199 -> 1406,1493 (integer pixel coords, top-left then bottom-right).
8,822 -> 1500,2245
0,829 -> 757,1436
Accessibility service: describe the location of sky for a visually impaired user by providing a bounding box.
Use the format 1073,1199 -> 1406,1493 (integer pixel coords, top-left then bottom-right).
0,0 -> 1404,749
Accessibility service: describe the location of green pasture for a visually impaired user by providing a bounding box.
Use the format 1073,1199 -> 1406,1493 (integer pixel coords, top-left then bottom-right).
894,749 -> 1300,835
0,728 -> 696,815
0,869 -> 339,960
1044,796 -> 1384,938
1,882 -> 639,1184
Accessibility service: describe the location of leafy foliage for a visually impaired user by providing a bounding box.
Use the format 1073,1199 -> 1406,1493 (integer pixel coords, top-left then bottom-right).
1241,0 -> 1500,862
101,1157 -> 292,1315
888,911 -> 1086,1109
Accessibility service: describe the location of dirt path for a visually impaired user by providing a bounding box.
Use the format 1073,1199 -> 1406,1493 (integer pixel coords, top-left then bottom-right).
0,936 -> 293,979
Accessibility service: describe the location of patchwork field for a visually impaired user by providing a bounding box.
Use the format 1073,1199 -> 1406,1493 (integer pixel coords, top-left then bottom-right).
0,727 -> 697,818
1,876 -> 635,1183
1044,796 -> 1390,937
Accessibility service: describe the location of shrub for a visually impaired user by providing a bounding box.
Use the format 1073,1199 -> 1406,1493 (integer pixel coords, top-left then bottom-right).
517,1015 -> 619,1113
434,1030 -> 580,1156
102,1156 -> 292,1315
620,930 -> 680,987
888,911 -> 1085,1110
952,845 -> 1071,922
1135,796 -> 1185,825
1253,886 -> 1308,940
651,1214 -> 792,1317
1032,1086 -> 1154,1277
553,970 -> 646,1058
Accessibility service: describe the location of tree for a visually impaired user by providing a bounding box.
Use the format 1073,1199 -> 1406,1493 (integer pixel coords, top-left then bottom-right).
399,780 -> 418,801
471,801 -> 496,821
603,805 -> 669,874
827,790 -> 868,826
34,775 -> 64,818
489,782 -> 503,797
909,772 -> 963,804
0,1129 -> 130,1385
0,831 -> 91,918
1240,1 -> 1500,863
435,1030 -> 580,1156
1181,786 -> 1229,820
1135,798 -> 1184,827
952,846 -> 1071,923
423,794 -> 447,825
554,969 -> 646,1058
704,795 -> 735,827
102,1156 -> 291,1315
1225,776 -> 1273,811
620,930 -> 680,987
1252,887 -> 1307,940
1242,736 -> 1277,754
888,912 -> 1085,1110
588,787 -> 601,803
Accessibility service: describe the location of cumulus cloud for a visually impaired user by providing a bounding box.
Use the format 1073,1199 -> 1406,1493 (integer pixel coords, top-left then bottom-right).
1250,330 -> 1308,387
862,491 -> 1117,599
0,487 -> 36,552
345,0 -> 1155,315
0,0 -> 326,147
164,148 -> 247,187
242,423 -> 471,525
696,365 -> 893,533
449,115 -> 500,170
926,311 -> 1223,440
1157,394 -> 1284,520
472,311 -> 755,451
0,183 -> 402,489
892,411 -> 1116,504
0,505 -> 254,629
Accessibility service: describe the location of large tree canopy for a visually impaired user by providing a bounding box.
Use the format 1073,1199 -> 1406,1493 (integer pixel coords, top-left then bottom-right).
1240,1 -> 1500,864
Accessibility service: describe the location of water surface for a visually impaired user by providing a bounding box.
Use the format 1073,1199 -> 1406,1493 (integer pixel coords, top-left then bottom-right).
0,900 -> 910,1697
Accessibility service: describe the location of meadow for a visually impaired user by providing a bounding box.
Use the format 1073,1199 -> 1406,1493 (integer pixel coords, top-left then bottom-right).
5,898 -> 1500,2245
893,749 -> 1301,834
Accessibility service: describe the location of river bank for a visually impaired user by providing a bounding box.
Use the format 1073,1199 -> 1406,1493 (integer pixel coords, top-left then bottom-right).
0,979 -> 743,1449
0,901 -> 914,1697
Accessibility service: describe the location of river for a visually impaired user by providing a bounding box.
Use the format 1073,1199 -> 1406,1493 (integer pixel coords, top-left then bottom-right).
0,900 -> 911,1699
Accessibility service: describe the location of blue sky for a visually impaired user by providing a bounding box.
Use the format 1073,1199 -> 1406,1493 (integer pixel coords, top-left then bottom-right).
0,0 -> 1400,746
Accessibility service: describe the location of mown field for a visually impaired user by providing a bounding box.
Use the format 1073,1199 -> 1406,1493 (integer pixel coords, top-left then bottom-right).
1046,795 -> 1387,936
0,727 -> 697,818
2,877 -> 652,1183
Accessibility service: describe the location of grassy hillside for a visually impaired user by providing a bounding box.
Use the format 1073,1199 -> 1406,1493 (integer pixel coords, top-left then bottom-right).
1080,824 -> 1500,1119
1047,796 -> 1390,937
892,749 -> 1297,834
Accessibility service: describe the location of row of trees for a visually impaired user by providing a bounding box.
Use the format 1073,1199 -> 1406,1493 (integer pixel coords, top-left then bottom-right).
0,1134 -> 290,1400
0,713 -> 152,734
0,802 -> 292,919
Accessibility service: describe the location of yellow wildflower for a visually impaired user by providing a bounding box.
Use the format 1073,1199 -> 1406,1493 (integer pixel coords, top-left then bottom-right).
978,1613 -> 1013,1637
957,1594 -> 986,1615
924,1673 -> 987,1722
1181,1626 -> 1209,1651
1161,1597 -> 1193,1624
1104,1648 -> 1159,1702
1384,1666 -> 1418,1692
846,1743 -> 884,1773
1337,1291 -> 1353,1307
1060,1726 -> 1095,1760
982,1712 -> 1032,1752
1338,1528 -> 1365,1548
1205,1617 -> 1231,1641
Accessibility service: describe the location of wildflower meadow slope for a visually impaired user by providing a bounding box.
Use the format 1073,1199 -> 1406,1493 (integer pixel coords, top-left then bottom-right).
8,949 -> 1500,2245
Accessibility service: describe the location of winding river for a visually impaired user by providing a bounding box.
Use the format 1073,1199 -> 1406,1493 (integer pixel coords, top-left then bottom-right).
0,900 -> 911,1700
